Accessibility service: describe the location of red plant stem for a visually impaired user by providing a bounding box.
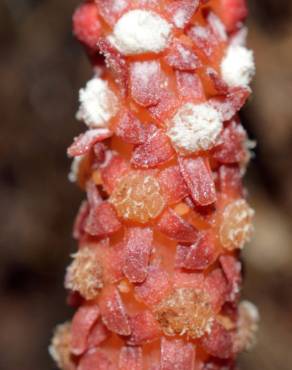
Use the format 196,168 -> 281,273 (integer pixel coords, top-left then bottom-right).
50,1 -> 259,369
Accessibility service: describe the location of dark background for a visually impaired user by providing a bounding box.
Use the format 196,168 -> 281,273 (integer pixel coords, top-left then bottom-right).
0,1 -> 292,369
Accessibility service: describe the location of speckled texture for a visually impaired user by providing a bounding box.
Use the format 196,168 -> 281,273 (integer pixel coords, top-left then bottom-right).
50,1 -> 259,369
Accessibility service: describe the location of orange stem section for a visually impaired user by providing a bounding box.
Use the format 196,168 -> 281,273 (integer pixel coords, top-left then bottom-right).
50,1 -> 259,369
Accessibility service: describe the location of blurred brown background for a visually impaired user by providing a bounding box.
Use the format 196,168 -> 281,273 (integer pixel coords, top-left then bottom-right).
0,1 -> 291,369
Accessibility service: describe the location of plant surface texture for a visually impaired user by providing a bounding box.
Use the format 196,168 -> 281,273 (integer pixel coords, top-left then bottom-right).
50,1 -> 259,369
